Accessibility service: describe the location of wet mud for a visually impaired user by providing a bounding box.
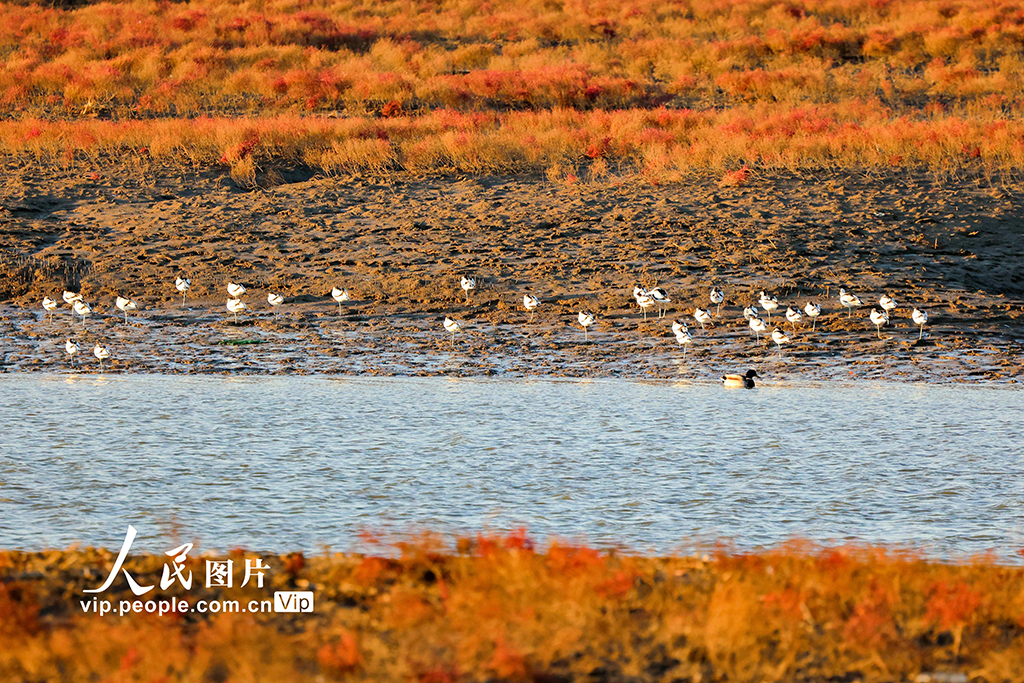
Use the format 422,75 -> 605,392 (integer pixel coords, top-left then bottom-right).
2,165 -> 1022,382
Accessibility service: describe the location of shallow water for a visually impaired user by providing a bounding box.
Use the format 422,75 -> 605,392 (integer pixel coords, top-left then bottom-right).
1,375 -> 1022,559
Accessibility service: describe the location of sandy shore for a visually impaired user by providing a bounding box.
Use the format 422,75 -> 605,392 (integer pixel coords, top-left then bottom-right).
1,164 -> 1022,382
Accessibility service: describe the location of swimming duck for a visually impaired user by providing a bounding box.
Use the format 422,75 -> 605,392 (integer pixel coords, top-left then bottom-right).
722,369 -> 760,388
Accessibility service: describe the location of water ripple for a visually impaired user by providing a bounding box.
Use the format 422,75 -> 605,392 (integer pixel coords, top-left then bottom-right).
0,375 -> 1022,559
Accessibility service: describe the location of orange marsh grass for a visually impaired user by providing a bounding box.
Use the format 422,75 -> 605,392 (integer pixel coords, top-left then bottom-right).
4,0 -> 1024,116
2,106 -> 1022,183
5,0 -> 1024,184
2,534 -> 1024,682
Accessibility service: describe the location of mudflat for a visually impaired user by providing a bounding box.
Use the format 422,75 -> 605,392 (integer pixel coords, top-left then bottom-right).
2,163 -> 1022,382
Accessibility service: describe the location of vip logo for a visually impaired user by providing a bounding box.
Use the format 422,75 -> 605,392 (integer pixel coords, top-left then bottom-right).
274,591 -> 314,613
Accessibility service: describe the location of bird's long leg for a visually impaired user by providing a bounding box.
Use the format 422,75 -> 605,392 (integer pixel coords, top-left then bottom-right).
919,324 -> 924,339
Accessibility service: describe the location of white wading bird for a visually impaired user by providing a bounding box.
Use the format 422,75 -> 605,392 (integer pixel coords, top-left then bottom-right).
116,296 -> 138,324
771,327 -> 790,354
758,291 -> 779,320
785,306 -> 802,330
42,297 -> 58,322
912,307 -> 928,339
648,287 -> 671,319
460,276 -> 476,303
443,316 -> 462,346
710,287 -> 724,316
694,307 -> 713,332
72,299 -> 91,327
803,301 -> 821,330
93,343 -> 109,370
267,292 -> 284,316
749,315 -> 768,342
331,287 -> 350,313
636,291 -> 656,320
65,338 -> 80,366
523,294 -> 539,322
578,311 -> 595,341
839,288 -> 863,318
673,321 -> 692,356
175,276 -> 191,306
227,297 -> 247,323
870,308 -> 889,338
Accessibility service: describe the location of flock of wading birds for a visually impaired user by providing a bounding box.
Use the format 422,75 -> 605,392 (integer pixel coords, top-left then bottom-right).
41,275 -> 931,385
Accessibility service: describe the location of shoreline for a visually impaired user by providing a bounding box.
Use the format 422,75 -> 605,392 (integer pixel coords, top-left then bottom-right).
2,301 -> 1015,385
2,168 -> 1023,382
1,297 -> 1020,382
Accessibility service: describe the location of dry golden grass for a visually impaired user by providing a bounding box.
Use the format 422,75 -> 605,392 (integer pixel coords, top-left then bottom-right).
2,534 -> 1024,682
3,0 -> 1024,116
2,105 -> 1021,183
1,0 -> 1023,180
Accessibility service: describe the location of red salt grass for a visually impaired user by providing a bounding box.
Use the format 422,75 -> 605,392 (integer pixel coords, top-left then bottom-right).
3,537 -> 1024,681
719,165 -> 752,186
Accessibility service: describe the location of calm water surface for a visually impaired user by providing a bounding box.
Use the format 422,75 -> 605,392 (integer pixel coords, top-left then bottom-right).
1,375 -> 1022,559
